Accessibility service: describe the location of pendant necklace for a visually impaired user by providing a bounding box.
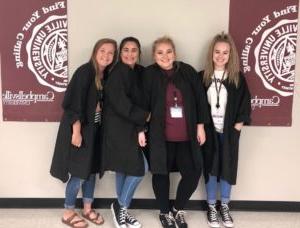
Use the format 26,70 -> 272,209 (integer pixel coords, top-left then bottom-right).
213,71 -> 226,109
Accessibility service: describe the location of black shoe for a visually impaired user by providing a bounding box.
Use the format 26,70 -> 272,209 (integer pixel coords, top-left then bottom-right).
207,204 -> 220,228
126,210 -> 142,228
172,208 -> 188,228
159,212 -> 176,228
111,201 -> 127,228
220,203 -> 234,227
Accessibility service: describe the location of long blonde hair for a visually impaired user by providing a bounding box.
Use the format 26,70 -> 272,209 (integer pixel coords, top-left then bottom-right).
203,32 -> 240,87
90,38 -> 117,90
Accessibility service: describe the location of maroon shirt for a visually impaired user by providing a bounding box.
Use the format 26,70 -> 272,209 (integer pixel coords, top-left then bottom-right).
164,69 -> 189,141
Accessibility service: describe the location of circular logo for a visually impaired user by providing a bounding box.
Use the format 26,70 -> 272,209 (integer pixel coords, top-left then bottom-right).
26,15 -> 68,92
254,19 -> 297,97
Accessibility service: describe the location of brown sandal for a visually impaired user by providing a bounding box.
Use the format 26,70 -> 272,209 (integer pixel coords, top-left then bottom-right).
82,209 -> 104,225
62,212 -> 88,228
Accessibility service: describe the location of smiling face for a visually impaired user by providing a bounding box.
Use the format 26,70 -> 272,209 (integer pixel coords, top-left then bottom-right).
213,41 -> 230,70
120,41 -> 139,68
95,43 -> 115,70
153,42 -> 176,70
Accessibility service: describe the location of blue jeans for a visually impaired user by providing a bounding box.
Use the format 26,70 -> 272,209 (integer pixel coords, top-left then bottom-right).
116,154 -> 148,208
206,175 -> 232,204
64,174 -> 96,209
206,133 -> 232,204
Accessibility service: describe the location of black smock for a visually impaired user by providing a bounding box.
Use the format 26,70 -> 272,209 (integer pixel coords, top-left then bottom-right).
50,62 -> 104,182
101,62 -> 149,176
199,71 -> 251,185
142,62 -> 209,175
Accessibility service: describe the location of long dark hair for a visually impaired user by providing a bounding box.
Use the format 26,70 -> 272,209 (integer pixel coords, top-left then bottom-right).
118,36 -> 141,62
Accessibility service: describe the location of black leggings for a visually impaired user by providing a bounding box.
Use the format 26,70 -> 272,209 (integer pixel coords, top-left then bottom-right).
152,141 -> 201,213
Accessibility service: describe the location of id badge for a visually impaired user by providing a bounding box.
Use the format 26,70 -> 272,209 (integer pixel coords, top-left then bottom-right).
170,106 -> 183,118
212,113 -> 224,125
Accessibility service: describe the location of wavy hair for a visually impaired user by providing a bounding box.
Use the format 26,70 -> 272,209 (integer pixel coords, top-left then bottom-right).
90,38 -> 117,89
203,32 -> 240,87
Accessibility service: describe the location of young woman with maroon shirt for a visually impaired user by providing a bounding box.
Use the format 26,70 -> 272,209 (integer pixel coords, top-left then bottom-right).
143,36 -> 209,228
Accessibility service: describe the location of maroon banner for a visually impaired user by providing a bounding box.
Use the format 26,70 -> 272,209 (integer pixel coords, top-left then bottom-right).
0,0 -> 67,121
229,0 -> 298,126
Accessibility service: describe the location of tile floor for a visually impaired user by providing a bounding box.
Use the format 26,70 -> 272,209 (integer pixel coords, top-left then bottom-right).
0,209 -> 300,228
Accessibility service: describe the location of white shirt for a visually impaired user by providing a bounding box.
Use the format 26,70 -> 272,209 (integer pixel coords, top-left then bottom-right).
207,70 -> 228,133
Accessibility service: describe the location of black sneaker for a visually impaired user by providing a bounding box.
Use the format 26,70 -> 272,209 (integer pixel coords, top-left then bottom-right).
207,204 -> 220,228
111,201 -> 127,228
159,212 -> 176,228
220,203 -> 234,227
126,210 -> 142,228
172,208 -> 188,228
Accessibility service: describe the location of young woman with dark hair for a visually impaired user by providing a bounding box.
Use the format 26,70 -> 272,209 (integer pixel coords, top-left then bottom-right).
101,37 -> 150,228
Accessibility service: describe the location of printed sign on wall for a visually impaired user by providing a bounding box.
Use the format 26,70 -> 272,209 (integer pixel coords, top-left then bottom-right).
0,0 -> 67,121
229,0 -> 298,126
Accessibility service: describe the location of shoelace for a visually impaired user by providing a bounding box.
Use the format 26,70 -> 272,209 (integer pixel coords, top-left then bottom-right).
126,211 -> 138,223
221,204 -> 232,222
208,205 -> 218,222
119,207 -> 127,224
165,212 -> 175,225
175,210 -> 186,224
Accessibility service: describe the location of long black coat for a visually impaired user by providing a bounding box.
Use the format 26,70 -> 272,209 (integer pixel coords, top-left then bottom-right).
50,62 -> 103,182
199,71 -> 251,185
143,62 -> 209,174
101,62 -> 149,176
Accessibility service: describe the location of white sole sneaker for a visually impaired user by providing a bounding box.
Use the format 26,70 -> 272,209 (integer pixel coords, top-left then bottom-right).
207,220 -> 221,228
222,221 -> 234,228
127,223 -> 142,228
110,203 -> 126,228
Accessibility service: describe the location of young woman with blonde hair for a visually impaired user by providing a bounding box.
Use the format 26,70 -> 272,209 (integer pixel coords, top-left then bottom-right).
50,38 -> 117,228
143,36 -> 209,228
199,32 -> 251,228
